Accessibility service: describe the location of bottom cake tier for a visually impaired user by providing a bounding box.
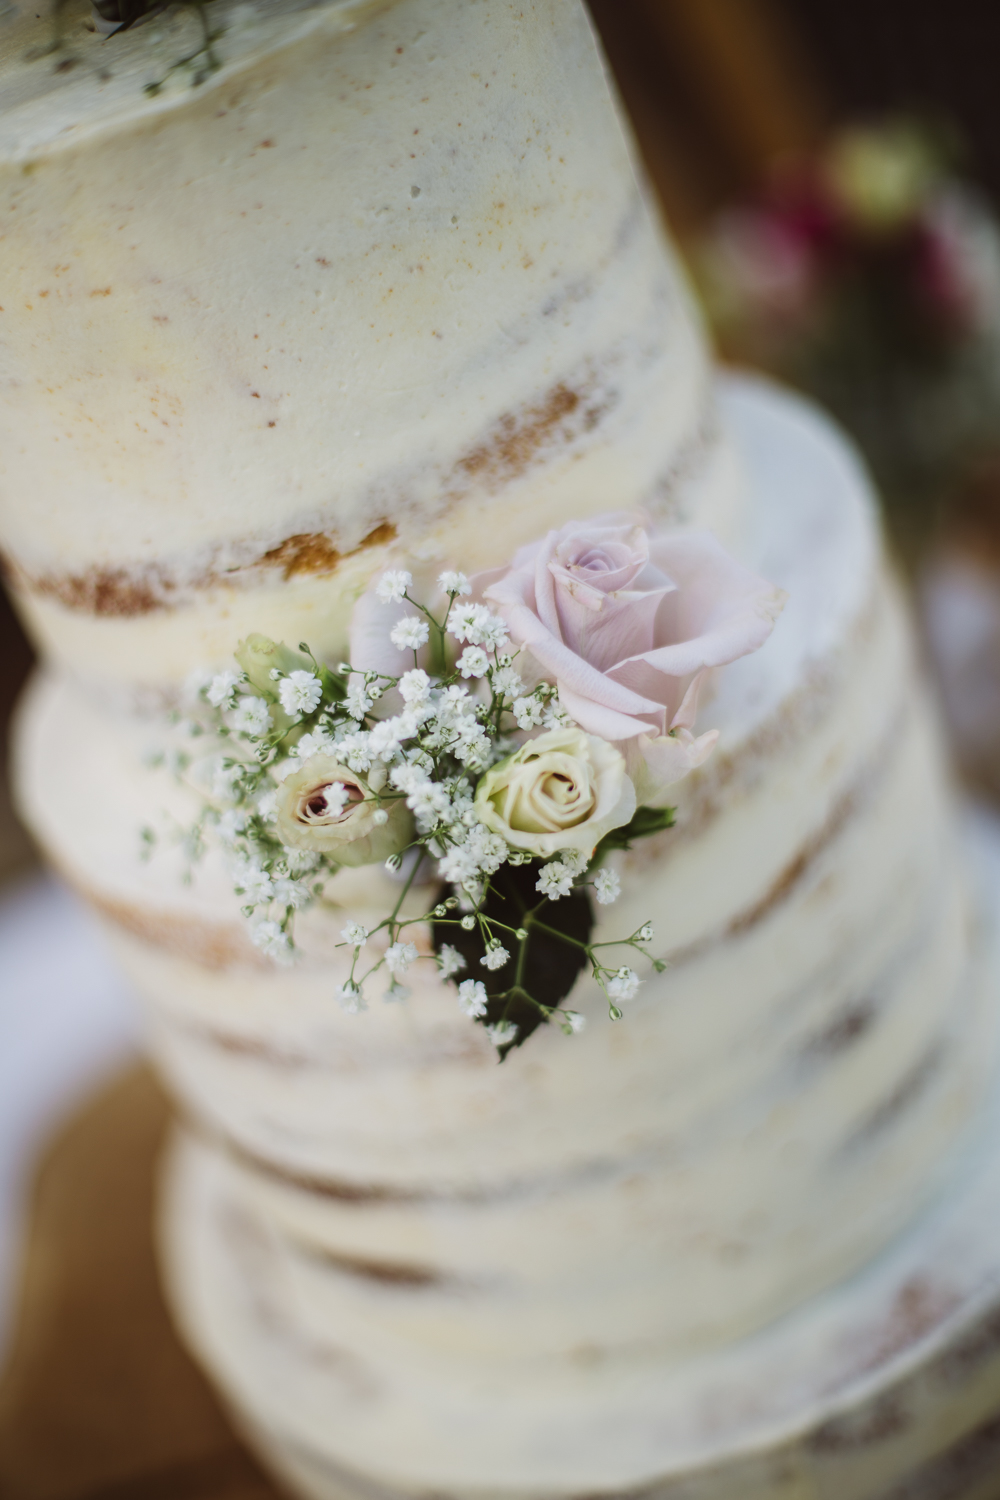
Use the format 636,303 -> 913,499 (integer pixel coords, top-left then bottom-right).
159,808 -> 1000,1500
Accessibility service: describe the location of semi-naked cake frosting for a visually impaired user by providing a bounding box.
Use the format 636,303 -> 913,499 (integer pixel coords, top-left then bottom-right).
6,2 -> 1000,1498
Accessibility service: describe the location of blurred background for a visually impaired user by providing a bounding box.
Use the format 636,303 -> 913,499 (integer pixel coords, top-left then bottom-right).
4,0 -> 1000,1492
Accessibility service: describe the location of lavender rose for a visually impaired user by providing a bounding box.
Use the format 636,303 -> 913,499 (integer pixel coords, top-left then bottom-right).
276,756 -> 413,866
480,514 -> 786,800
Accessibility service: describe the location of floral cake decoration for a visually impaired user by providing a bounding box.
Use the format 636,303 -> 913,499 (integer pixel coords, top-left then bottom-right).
149,514 -> 785,1058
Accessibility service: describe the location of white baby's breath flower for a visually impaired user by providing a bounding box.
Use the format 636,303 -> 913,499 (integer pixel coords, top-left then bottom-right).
536,860 -> 575,901
372,808 -> 389,825
217,809 -> 245,844
368,718 -> 406,761
491,666 -> 523,697
278,671 -> 323,717
234,860 -> 274,905
439,570 -> 471,596
607,967 -> 640,1003
321,782 -> 350,817
256,788 -> 278,820
383,979 -> 410,1003
481,943 -> 510,971
452,723 -> 492,769
296,729 -> 336,759
407,780 -> 453,827
207,670 -> 240,709
183,666 -> 215,706
284,848 -> 321,877
335,980 -> 367,1014
340,921 -> 369,948
398,669 -> 432,704
457,646 -> 490,678
256,786 -> 280,822
212,760 -> 246,801
390,762 -> 431,794
457,978 -> 488,1017
558,848 -> 588,876
437,944 -> 466,979
390,616 -> 430,652
449,602 -> 492,645
435,817 -> 507,885
485,1020 -> 518,1048
593,868 -> 621,905
251,919 -> 293,964
344,684 -> 374,723
563,1011 -> 586,1033
477,614 -> 509,651
338,727 -> 375,766
233,696 -> 271,737
385,941 -> 419,976
376,570 -> 412,604
512,695 -> 547,729
344,683 -> 373,720
637,922 -> 654,944
271,877 -> 312,910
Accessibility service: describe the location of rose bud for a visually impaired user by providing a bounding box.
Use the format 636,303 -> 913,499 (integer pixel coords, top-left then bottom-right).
275,756 -> 414,867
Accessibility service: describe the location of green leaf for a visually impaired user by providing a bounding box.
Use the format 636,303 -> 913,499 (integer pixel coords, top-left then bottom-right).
594,803 -> 676,857
431,862 -> 594,1060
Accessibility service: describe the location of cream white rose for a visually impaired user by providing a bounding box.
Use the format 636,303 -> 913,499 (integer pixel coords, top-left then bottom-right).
474,728 -> 635,860
276,756 -> 413,866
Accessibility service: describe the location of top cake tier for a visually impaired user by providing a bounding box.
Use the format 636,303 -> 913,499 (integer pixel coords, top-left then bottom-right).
0,0 -> 743,691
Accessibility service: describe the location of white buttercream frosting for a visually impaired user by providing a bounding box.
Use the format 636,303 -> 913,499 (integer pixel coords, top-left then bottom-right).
15,385 -> 994,1494
0,0 -> 742,690
4,0 -> 993,1489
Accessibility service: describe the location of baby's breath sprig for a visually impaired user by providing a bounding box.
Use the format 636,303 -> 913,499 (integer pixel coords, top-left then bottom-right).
148,566 -> 675,1055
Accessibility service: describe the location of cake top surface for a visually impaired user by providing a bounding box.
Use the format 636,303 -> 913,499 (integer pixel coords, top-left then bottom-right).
0,0 -> 387,159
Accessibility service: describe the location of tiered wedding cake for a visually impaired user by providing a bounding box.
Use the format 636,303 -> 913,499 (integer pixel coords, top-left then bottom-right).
5,1 -> 1000,1496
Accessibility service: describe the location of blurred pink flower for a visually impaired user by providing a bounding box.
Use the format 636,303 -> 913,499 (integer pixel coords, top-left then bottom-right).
711,207 -> 818,324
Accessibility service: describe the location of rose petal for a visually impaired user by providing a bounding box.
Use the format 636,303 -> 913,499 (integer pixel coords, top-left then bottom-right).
487,583 -> 665,721
474,728 -> 636,861
557,683 -> 663,742
348,590 -> 417,681
670,671 -> 706,732
562,585 -> 673,674
630,727 -> 720,804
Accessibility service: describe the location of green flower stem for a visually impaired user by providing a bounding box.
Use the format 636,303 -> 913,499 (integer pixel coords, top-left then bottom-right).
529,918 -> 590,953
387,847 -> 426,932
403,592 -> 449,676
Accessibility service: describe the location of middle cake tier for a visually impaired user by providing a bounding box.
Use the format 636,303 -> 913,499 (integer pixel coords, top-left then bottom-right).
15,379 -> 994,1367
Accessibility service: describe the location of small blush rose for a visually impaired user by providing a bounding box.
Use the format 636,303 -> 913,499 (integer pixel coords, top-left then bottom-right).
474,727 -> 635,861
479,514 -> 786,801
275,755 -> 413,866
